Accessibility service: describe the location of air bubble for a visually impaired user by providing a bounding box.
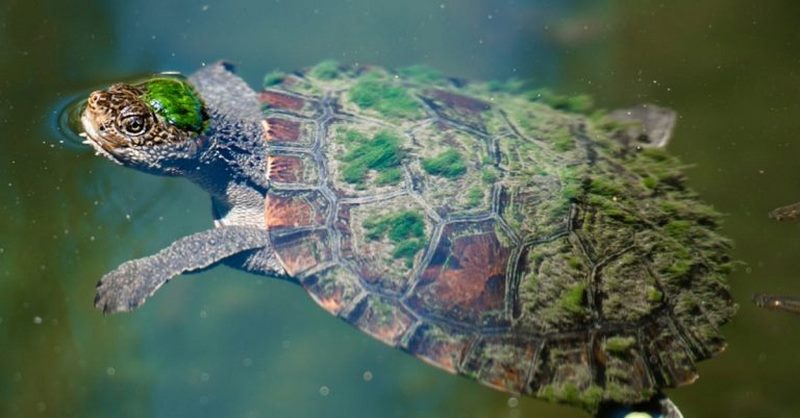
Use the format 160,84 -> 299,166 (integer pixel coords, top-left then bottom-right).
319,386 -> 330,396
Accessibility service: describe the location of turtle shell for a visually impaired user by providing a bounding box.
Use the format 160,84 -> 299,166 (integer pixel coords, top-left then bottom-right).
256,62 -> 734,411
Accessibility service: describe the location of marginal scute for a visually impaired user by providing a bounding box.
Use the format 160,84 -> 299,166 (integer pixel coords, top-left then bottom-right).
263,116 -> 316,146
260,90 -> 304,111
302,266 -> 363,316
422,89 -> 492,132
404,323 -> 471,374
597,333 -> 657,404
271,230 -> 332,277
515,237 -> 592,330
407,220 -> 511,326
266,154 -> 318,186
264,190 -> 328,230
349,295 -> 415,346
461,336 -> 538,393
641,317 -> 699,387
533,337 -> 602,411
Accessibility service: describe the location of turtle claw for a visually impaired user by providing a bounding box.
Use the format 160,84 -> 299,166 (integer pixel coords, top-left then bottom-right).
94,279 -> 142,314
92,258 -> 163,314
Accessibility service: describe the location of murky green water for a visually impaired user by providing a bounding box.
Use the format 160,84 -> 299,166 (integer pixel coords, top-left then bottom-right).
2,1 -> 800,417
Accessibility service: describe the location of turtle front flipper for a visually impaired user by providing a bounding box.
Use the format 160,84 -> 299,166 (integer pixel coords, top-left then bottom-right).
94,226 -> 274,313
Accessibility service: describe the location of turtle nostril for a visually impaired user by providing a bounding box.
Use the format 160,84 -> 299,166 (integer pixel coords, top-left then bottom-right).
88,90 -> 109,109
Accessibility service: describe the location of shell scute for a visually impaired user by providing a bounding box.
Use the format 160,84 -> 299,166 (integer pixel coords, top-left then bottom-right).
271,229 -> 332,277
263,116 -> 316,147
421,89 -> 492,133
348,294 -> 415,346
264,190 -> 328,230
408,122 -> 495,214
259,88 -> 319,118
403,323 -> 471,374
266,154 -> 318,186
460,336 -> 539,394
406,220 -> 511,327
336,196 -> 434,293
302,266 -> 364,316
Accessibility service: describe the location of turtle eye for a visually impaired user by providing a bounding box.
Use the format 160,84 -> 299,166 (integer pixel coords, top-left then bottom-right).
119,115 -> 148,136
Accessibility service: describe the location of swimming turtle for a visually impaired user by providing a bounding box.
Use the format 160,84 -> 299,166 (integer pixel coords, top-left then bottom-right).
75,61 -> 735,417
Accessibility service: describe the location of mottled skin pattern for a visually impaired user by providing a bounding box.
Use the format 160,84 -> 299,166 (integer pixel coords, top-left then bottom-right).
80,62 -> 733,416
83,84 -> 198,150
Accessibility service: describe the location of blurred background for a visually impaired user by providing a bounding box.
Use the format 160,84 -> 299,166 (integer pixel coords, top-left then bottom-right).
1,0 -> 800,417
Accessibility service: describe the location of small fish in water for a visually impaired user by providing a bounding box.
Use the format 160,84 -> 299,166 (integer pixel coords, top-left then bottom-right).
768,202 -> 800,222
752,294 -> 800,315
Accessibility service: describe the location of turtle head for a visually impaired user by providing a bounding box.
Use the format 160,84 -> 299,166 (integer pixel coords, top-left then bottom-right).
80,76 -> 208,172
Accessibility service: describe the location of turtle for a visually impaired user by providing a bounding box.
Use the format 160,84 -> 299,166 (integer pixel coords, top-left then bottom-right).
73,61 -> 736,417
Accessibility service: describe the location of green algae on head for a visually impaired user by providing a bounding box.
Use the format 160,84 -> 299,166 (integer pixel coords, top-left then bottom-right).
80,75 -> 208,165
140,77 -> 206,133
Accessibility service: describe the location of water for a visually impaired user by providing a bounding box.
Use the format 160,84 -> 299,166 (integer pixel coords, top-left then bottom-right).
2,1 -> 800,417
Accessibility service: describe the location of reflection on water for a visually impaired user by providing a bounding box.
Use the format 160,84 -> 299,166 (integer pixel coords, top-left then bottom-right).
54,95 -> 88,150
2,1 -> 800,417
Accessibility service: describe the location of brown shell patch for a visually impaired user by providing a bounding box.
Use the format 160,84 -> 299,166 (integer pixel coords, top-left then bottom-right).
405,324 -> 471,374
302,267 -> 363,316
429,89 -> 491,112
407,220 -> 510,325
271,230 -> 331,277
266,154 -> 315,185
423,89 -> 492,132
350,295 -> 414,346
267,155 -> 303,183
264,191 -> 327,230
461,337 -> 538,393
259,90 -> 305,111
265,117 -> 300,142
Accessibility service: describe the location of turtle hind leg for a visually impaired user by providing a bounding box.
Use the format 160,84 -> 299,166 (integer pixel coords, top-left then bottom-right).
769,201 -> 800,222
94,226 -> 276,314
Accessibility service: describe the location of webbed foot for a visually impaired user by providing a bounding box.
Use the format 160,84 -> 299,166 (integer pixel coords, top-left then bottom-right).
94,258 -> 164,313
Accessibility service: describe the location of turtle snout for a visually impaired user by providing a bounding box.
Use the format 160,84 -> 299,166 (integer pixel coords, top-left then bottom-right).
87,90 -> 111,114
